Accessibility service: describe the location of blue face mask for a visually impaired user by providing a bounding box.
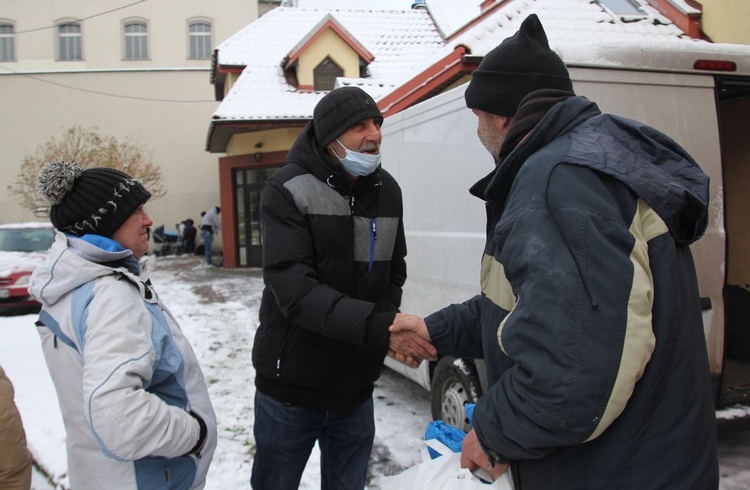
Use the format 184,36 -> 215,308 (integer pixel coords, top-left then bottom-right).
334,139 -> 382,176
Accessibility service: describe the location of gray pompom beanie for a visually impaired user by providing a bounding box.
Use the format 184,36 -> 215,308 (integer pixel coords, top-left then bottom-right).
36,158 -> 151,237
465,14 -> 574,117
313,86 -> 383,147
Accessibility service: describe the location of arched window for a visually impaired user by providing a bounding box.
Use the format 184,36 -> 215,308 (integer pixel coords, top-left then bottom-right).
0,22 -> 15,62
188,20 -> 212,59
58,22 -> 82,61
314,57 -> 343,91
124,21 -> 148,60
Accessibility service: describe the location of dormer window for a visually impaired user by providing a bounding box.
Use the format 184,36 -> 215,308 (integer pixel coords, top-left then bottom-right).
314,57 -> 343,91
282,14 -> 374,92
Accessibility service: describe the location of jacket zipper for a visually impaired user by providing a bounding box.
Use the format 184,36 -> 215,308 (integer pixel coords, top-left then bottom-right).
349,194 -> 377,273
369,217 -> 377,272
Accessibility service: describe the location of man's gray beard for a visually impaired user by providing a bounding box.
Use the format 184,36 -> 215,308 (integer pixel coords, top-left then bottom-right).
478,126 -> 503,164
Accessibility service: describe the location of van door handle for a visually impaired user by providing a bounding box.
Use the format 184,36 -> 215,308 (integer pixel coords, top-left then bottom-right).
700,297 -> 712,311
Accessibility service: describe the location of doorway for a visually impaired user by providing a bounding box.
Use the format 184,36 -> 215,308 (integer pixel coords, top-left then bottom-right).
235,167 -> 278,267
717,77 -> 750,409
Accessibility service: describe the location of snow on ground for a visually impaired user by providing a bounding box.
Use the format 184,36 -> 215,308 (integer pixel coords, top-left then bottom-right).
1,254 -> 430,489
2,254 -> 750,489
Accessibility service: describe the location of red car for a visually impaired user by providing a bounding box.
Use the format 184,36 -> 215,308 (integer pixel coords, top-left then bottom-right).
0,223 -> 56,313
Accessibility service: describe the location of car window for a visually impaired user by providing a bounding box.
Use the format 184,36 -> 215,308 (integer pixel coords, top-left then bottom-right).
0,228 -> 55,252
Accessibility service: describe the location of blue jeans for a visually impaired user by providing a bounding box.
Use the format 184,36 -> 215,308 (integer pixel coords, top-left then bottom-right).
201,230 -> 213,265
251,390 -> 375,490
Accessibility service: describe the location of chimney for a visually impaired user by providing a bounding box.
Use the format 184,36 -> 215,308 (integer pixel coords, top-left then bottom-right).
411,0 -> 427,10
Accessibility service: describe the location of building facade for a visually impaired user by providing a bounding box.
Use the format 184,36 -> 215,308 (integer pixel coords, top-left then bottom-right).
208,0 -> 743,268
0,0 -> 262,255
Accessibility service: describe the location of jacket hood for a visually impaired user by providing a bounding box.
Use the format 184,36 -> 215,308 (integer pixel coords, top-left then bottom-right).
287,121 -> 349,186
564,109 -> 709,245
29,232 -> 138,306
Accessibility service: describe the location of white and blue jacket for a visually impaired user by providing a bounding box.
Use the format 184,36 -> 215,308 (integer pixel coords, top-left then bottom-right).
29,232 -> 217,490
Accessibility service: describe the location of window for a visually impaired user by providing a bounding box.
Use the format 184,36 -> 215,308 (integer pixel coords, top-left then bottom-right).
188,21 -> 212,59
0,23 -> 15,62
58,22 -> 82,61
124,21 -> 148,60
314,57 -> 343,91
596,0 -> 645,16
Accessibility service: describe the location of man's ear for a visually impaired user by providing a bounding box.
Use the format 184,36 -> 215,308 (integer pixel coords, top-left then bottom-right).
497,116 -> 513,137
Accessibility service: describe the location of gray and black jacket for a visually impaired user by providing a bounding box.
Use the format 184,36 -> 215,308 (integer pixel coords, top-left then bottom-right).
426,92 -> 719,489
252,121 -> 407,411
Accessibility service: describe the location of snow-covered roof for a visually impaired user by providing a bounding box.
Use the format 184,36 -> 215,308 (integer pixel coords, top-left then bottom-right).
403,0 -> 689,80
209,0 -> 745,150
212,7 -> 444,122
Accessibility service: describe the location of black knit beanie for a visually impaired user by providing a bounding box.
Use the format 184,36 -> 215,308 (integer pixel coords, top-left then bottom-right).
36,158 -> 151,238
313,86 -> 383,147
465,14 -> 573,117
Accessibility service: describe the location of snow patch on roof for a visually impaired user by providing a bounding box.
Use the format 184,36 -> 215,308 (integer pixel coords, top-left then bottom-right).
427,0 -> 482,38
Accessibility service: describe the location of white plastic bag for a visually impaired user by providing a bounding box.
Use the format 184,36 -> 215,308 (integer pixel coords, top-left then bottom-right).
377,440 -> 513,490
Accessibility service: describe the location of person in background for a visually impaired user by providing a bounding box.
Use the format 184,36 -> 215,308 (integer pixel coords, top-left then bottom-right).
29,159 -> 217,490
251,86 -> 437,490
199,207 -> 221,267
182,218 -> 197,254
0,365 -> 33,490
390,14 -> 719,489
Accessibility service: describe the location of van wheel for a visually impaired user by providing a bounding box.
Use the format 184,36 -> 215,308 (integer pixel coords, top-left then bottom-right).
431,356 -> 481,432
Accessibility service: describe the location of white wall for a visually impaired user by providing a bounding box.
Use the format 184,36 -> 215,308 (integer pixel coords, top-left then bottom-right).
0,0 -> 259,242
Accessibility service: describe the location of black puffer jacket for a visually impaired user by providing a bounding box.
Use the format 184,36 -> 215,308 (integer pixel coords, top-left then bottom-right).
252,121 -> 407,411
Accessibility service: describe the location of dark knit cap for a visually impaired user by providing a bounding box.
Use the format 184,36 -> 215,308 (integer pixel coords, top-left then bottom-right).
36,158 -> 151,238
465,14 -> 573,117
313,86 -> 383,147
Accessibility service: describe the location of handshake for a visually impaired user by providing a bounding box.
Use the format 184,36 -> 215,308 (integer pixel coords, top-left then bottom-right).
387,313 -> 437,368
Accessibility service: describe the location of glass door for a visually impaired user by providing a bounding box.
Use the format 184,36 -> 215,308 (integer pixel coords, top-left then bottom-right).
235,167 -> 278,267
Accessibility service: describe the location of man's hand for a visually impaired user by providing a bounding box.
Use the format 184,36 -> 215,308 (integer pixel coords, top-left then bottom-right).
389,313 -> 431,340
460,429 -> 509,481
387,313 -> 436,367
388,329 -> 437,368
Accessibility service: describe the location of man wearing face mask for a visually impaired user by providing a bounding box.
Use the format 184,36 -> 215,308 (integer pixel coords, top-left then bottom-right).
250,86 -> 437,490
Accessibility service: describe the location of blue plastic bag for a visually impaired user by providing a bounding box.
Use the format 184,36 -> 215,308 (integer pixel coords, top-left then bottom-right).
465,403 -> 476,426
424,420 -> 466,458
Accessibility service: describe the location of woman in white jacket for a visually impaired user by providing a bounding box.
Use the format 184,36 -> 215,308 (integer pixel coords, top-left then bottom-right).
29,159 -> 217,490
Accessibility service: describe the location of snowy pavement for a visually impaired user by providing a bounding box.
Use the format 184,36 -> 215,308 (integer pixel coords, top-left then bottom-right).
1,254 -> 749,489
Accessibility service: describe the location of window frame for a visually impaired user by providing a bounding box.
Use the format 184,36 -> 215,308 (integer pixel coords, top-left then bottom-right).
0,21 -> 15,62
314,56 -> 344,92
187,18 -> 213,60
595,0 -> 647,17
123,18 -> 149,60
56,20 -> 82,61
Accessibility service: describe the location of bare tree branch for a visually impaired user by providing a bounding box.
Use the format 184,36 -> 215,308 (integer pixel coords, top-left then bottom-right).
7,125 -> 166,216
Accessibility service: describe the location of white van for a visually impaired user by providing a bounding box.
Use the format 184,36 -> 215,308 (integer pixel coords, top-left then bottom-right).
381,42 -> 750,432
